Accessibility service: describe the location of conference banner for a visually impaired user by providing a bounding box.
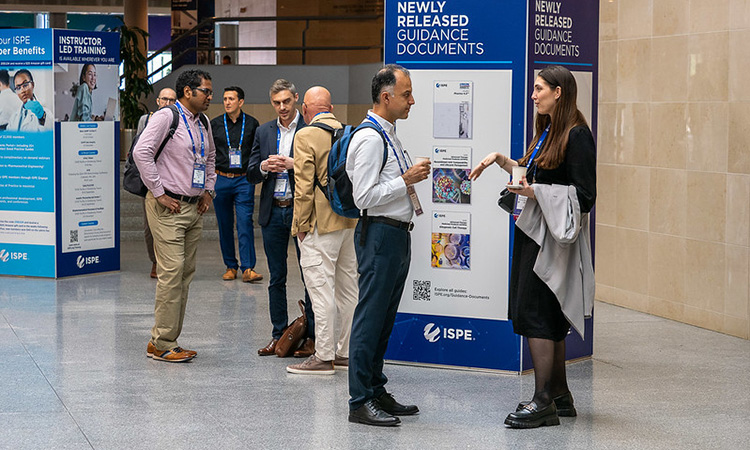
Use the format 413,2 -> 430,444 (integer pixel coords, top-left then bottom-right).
383,0 -> 599,372
0,29 -> 120,278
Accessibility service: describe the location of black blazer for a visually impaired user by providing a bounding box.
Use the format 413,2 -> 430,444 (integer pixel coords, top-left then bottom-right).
247,116 -> 306,227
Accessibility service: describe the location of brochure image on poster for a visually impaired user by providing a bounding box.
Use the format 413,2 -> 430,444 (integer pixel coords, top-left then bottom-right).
60,121 -> 115,253
54,63 -> 120,122
432,146 -> 472,204
433,81 -> 473,139
431,211 -> 470,270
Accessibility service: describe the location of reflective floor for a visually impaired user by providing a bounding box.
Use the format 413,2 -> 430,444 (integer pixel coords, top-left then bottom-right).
1,239 -> 749,450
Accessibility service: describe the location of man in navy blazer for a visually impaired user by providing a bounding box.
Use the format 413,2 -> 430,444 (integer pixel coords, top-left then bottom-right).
248,79 -> 315,357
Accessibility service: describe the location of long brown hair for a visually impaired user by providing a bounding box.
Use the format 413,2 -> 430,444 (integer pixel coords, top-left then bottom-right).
519,65 -> 587,169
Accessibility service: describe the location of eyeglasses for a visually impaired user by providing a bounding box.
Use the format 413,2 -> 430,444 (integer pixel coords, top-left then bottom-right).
15,80 -> 33,91
193,87 -> 212,97
158,97 -> 177,104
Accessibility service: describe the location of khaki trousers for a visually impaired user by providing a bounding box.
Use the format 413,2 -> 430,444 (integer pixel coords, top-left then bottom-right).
145,192 -> 203,351
298,227 -> 358,361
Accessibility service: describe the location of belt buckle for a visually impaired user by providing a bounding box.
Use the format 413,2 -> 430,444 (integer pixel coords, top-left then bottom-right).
407,222 -> 414,232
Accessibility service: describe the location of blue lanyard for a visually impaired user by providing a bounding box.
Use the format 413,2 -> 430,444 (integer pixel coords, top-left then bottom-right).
224,113 -> 245,149
276,127 -> 281,155
526,124 -> 551,169
175,102 -> 205,158
366,113 -> 410,175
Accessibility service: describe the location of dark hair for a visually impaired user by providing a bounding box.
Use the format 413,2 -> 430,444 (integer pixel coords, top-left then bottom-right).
79,64 -> 96,90
13,69 -> 34,88
519,65 -> 587,170
175,69 -> 212,99
224,86 -> 244,100
371,64 -> 410,104
0,70 -> 9,87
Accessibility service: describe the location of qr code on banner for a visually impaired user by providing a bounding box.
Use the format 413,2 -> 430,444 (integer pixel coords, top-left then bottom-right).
69,229 -> 78,244
413,280 -> 431,301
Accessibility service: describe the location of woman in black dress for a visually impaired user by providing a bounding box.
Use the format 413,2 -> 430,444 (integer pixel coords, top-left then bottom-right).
469,65 -> 596,428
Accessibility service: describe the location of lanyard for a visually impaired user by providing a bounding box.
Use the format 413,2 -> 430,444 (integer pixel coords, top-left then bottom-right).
175,102 -> 205,158
366,113 -> 410,175
526,124 -> 550,169
224,113 -> 245,149
276,126 -> 282,155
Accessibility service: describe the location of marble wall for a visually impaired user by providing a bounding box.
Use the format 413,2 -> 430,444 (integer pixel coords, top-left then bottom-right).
596,0 -> 750,338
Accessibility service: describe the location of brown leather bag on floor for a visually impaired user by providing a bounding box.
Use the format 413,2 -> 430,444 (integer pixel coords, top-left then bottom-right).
275,300 -> 307,357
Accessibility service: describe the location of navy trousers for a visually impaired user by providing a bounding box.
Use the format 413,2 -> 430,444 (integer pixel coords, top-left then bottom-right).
348,220 -> 411,410
213,175 -> 256,273
260,205 -> 314,340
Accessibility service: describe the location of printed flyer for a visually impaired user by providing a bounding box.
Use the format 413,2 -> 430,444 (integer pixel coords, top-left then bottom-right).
433,80 -> 473,139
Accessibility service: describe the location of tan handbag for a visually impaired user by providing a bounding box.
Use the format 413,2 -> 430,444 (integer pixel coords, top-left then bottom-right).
275,300 -> 307,357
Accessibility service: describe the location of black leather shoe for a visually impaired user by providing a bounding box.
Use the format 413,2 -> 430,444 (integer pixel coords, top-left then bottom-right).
348,399 -> 401,427
504,401 -> 560,429
516,392 -> 577,417
377,392 -> 419,416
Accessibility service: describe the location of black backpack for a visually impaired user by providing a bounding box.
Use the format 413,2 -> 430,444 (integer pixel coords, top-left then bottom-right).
309,121 -> 387,218
122,104 -> 208,197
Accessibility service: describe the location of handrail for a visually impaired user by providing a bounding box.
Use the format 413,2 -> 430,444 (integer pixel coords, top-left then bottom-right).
140,14 -> 384,80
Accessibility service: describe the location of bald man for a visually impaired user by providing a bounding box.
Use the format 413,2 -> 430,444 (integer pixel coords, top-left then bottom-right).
136,87 -> 178,278
286,86 -> 358,375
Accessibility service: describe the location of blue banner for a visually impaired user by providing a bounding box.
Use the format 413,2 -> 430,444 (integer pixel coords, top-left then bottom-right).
386,313 -> 522,371
0,243 -> 55,277
53,30 -> 120,65
0,29 -> 52,65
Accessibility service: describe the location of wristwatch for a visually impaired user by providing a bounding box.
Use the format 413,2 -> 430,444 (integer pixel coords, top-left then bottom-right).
205,189 -> 216,199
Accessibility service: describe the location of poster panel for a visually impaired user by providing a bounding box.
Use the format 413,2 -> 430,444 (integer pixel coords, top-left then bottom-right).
0,28 -> 56,277
383,0 -> 527,371
53,29 -> 120,277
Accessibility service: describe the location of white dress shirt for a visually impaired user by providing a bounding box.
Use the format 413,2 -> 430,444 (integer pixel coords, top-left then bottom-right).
346,111 -> 414,222
273,110 -> 299,200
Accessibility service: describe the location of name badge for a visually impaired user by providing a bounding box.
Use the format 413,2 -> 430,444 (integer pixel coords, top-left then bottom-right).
407,185 -> 423,216
274,172 -> 289,198
229,147 -> 241,168
513,195 -> 527,221
192,163 -> 206,189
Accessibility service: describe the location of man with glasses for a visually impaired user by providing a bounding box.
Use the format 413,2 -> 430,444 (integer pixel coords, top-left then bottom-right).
7,69 -> 52,132
133,70 -> 216,363
136,87 -> 178,278
210,86 -> 262,283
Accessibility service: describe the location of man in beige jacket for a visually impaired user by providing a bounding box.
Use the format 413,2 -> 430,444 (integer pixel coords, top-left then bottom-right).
287,86 -> 358,375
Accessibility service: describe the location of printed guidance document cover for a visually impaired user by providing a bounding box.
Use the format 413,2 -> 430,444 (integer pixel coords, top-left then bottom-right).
433,81 -> 473,139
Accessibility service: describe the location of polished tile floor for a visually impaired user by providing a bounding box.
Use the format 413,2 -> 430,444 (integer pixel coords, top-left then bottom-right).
1,239 -> 749,450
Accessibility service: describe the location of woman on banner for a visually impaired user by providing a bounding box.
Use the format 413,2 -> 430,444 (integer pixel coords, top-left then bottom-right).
469,65 -> 596,429
7,69 -> 53,132
71,63 -> 98,121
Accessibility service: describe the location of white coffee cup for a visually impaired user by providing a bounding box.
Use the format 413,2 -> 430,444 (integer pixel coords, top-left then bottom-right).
415,156 -> 430,165
511,166 -> 527,186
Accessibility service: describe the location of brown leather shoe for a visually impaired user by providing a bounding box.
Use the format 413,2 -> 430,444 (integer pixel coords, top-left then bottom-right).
147,341 -> 197,358
222,268 -> 237,281
293,338 -> 315,358
150,263 -> 157,279
242,268 -> 263,283
258,339 -> 278,356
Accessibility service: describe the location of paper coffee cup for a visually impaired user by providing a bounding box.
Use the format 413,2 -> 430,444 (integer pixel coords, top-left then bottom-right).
511,166 -> 527,186
415,156 -> 430,164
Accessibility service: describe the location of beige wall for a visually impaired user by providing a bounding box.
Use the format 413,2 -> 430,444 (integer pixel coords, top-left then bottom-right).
205,104 -> 371,126
596,0 -> 750,338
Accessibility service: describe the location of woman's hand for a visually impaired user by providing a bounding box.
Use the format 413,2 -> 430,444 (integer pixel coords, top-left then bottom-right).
507,176 -> 534,199
469,152 -> 500,180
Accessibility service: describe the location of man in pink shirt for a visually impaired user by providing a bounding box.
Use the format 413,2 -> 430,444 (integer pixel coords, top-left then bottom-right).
133,69 -> 216,363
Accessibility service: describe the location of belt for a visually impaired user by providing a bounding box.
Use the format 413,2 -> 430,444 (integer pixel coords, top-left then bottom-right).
365,215 -> 414,231
164,189 -> 202,204
273,198 -> 292,208
216,170 -> 246,178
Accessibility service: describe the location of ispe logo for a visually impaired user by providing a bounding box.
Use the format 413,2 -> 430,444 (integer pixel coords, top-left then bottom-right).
423,323 -> 474,343
0,249 -> 28,262
76,255 -> 100,268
